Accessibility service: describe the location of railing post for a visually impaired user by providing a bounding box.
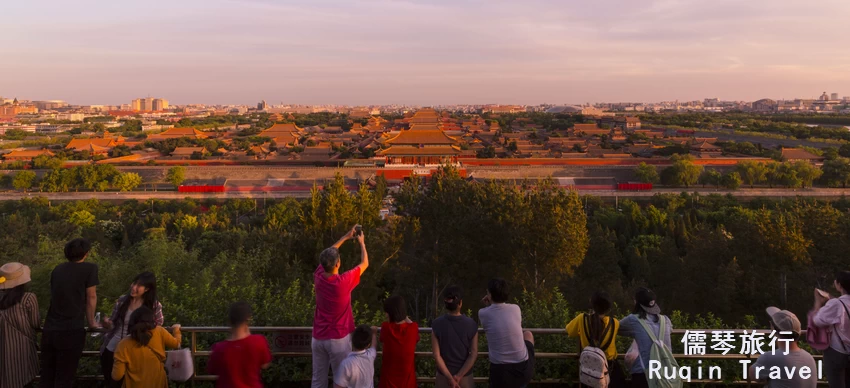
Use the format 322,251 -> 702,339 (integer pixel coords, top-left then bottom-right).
191,331 -> 197,388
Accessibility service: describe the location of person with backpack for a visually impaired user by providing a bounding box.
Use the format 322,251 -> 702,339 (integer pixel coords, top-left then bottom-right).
432,286 -> 479,388
812,270 -> 850,388
566,291 -> 624,388
618,287 -> 680,388
111,306 -> 182,388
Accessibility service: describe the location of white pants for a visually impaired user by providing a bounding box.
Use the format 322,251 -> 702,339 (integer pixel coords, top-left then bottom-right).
311,334 -> 352,388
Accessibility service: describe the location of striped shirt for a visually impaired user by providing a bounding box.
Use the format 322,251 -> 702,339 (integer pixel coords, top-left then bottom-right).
0,292 -> 40,388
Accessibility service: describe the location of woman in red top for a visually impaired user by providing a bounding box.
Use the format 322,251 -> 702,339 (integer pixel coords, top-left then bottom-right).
379,295 -> 420,388
207,302 -> 272,388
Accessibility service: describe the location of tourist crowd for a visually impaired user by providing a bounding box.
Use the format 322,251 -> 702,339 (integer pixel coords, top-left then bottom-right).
0,227 -> 848,388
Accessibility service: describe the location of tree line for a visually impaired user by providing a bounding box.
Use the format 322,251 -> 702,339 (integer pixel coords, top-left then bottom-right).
4,165 -> 187,192
633,157 -> 835,188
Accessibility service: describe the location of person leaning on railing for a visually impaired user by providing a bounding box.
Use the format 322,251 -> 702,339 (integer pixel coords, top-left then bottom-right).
479,278 -> 536,388
617,287 -> 673,388
111,306 -> 182,388
566,291 -> 625,387
811,270 -> 850,388
0,262 -> 40,388
40,238 -> 101,388
100,271 -> 163,388
312,225 -> 369,388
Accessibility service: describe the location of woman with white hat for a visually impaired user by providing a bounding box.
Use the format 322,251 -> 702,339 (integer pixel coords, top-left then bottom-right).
0,262 -> 40,388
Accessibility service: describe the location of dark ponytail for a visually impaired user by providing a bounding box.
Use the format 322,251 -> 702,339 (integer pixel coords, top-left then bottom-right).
128,306 -> 156,346
588,291 -> 612,345
587,313 -> 606,345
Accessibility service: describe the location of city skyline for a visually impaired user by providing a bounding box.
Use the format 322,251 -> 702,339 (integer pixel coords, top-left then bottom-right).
3,0 -> 850,105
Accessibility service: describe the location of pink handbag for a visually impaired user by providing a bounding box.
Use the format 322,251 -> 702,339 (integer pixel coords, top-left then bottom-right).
806,310 -> 830,351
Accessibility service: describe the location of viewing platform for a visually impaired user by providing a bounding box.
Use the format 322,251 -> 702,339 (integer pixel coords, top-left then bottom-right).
37,326 -> 825,386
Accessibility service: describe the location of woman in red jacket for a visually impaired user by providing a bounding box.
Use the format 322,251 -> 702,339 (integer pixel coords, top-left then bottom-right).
379,295 -> 419,388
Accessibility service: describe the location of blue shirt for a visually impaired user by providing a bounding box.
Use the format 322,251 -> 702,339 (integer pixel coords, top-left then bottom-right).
618,314 -> 673,375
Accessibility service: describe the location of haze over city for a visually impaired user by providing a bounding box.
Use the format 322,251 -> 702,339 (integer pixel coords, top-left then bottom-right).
3,0 -> 850,105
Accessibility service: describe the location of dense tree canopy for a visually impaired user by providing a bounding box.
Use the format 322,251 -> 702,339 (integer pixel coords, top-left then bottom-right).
3,169 -> 849,383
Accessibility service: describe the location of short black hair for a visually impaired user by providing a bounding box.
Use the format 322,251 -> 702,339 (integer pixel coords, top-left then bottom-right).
383,295 -> 407,323
837,271 -> 850,294
488,278 -> 509,304
228,301 -> 253,327
351,324 -> 372,351
319,247 -> 340,272
591,291 -> 612,315
64,238 -> 91,262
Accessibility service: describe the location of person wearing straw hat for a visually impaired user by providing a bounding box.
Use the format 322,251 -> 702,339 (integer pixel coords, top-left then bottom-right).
0,262 -> 40,388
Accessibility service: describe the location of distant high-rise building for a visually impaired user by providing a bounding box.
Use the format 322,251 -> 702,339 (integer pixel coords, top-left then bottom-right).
831,93 -> 839,100
258,100 -> 267,110
32,100 -> 68,110
132,97 -> 167,111
152,98 -> 168,111
820,92 -> 829,101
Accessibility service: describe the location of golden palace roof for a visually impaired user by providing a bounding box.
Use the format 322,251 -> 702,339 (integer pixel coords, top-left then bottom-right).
384,130 -> 458,145
147,127 -> 209,141
378,145 -> 462,156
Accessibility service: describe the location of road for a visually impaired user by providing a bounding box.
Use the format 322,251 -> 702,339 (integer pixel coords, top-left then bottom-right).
2,188 -> 850,201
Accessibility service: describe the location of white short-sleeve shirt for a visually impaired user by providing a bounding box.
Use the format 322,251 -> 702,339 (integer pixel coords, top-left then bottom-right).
333,348 -> 377,388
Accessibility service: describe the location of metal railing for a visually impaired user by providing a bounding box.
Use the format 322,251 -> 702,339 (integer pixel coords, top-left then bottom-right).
36,327 -> 827,386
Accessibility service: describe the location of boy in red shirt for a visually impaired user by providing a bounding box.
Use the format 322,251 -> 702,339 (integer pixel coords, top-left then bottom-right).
379,295 -> 419,388
208,302 -> 272,388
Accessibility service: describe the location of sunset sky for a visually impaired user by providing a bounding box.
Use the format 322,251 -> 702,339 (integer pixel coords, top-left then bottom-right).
2,0 -> 849,105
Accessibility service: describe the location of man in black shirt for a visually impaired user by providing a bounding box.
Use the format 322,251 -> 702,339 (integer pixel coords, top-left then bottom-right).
40,238 -> 100,388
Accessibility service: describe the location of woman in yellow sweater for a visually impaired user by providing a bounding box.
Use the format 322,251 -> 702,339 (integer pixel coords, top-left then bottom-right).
112,306 -> 181,388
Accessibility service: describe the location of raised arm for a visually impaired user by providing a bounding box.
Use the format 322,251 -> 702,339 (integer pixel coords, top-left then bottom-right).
813,298 -> 841,327
86,286 -> 100,328
355,232 -> 368,274
332,226 -> 357,249
456,332 -> 479,381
